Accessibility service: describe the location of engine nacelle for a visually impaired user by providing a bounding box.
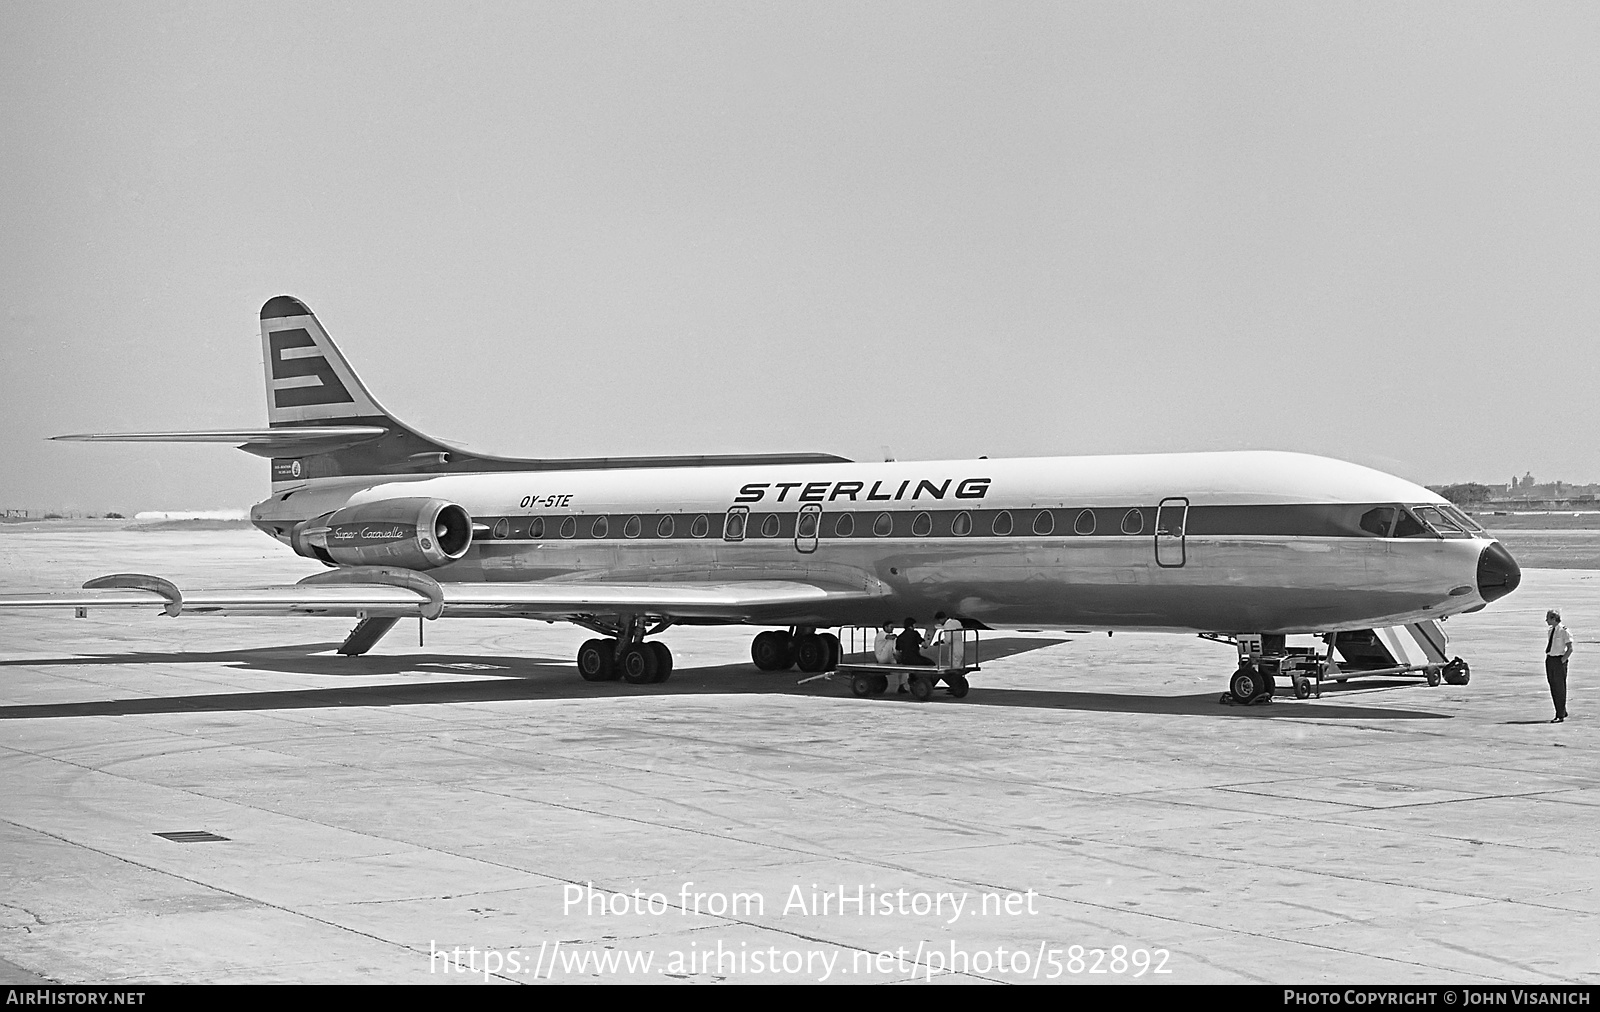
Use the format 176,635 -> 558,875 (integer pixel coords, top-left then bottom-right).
291,497 -> 473,570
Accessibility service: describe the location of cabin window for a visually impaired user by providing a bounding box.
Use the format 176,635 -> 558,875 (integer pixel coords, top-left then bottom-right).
1360,507 -> 1396,537
835,512 -> 855,537
657,515 -> 675,538
1033,510 -> 1055,536
952,511 -> 972,536
560,516 -> 577,539
873,512 -> 893,537
724,512 -> 746,540
912,512 -> 933,536
992,510 -> 1013,536
1121,509 -> 1144,535
691,514 -> 709,538
796,511 -> 817,538
623,515 -> 642,538
761,514 -> 780,538
1074,509 -> 1096,535
528,516 -> 545,539
492,518 -> 510,539
592,516 -> 609,538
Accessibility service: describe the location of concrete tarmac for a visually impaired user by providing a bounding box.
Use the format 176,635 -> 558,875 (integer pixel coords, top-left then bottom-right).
0,528 -> 1596,984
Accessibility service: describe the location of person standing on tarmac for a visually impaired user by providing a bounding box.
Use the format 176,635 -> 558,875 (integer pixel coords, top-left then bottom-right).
1546,609 -> 1573,723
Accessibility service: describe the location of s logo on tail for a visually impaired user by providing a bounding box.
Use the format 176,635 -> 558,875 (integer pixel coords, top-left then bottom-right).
268,329 -> 354,408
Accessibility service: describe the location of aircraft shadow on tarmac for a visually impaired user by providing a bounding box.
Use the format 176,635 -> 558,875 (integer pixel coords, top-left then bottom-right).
0,636 -> 1447,722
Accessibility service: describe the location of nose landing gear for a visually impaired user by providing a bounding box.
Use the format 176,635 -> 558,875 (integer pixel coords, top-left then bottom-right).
1226,663 -> 1276,704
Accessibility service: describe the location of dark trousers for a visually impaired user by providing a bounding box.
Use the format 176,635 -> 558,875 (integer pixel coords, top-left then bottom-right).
1546,656 -> 1569,718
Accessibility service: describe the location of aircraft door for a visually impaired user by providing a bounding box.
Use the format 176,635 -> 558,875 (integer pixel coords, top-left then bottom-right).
723,506 -> 749,542
1155,497 -> 1189,568
794,504 -> 821,554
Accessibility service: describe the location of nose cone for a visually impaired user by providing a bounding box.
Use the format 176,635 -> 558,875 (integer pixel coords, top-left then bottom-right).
1477,541 -> 1522,603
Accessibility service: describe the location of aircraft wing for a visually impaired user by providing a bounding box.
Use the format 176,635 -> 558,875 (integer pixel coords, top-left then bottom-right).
0,569 -> 877,623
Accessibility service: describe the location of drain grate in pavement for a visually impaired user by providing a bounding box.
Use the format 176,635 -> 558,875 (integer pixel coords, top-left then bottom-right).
153,831 -> 229,843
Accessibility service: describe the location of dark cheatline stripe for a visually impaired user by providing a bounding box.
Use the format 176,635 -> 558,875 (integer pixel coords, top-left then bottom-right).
464,503 -> 1411,543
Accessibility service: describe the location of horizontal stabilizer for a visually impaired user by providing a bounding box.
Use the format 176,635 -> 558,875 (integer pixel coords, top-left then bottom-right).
52,426 -> 389,459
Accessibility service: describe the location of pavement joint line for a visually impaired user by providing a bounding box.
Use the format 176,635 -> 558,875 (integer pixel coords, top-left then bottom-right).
1212,784 -> 1578,812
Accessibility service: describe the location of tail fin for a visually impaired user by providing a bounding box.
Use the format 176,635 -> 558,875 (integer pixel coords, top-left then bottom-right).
261,296 -> 387,425
259,296 -> 463,487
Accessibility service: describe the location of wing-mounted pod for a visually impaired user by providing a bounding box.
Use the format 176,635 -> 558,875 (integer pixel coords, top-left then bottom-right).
291,497 -> 473,570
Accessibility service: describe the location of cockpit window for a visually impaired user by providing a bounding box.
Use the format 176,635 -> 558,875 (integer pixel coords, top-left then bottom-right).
1359,507 -> 1396,537
1414,505 -> 1472,539
1440,504 -> 1485,533
1391,509 -> 1431,539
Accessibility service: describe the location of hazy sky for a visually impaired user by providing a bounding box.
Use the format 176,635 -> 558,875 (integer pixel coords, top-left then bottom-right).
3,2 -> 1597,512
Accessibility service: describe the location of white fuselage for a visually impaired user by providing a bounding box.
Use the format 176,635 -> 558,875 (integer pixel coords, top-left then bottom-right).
251,450 -> 1509,634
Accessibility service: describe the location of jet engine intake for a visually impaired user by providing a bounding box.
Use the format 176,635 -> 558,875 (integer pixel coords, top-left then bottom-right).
291,497 -> 472,570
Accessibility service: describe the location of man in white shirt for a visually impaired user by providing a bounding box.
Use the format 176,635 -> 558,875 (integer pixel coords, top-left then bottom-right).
874,621 -> 897,664
1546,609 -> 1573,723
931,611 -> 965,668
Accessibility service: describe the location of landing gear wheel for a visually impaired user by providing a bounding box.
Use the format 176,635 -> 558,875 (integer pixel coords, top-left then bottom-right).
850,673 -> 877,698
1292,678 -> 1311,700
946,675 -> 970,699
1229,666 -> 1261,702
649,641 -> 673,683
751,631 -> 794,671
909,676 -> 934,701
795,634 -> 831,673
620,643 -> 660,684
577,639 -> 616,682
820,632 -> 841,671
1443,658 -> 1470,685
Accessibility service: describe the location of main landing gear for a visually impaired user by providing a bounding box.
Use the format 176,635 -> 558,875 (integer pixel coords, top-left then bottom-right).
577,638 -> 673,684
751,629 -> 841,674
574,616 -> 673,684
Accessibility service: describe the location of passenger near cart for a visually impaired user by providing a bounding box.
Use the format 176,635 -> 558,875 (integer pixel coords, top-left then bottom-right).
799,623 -> 983,701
